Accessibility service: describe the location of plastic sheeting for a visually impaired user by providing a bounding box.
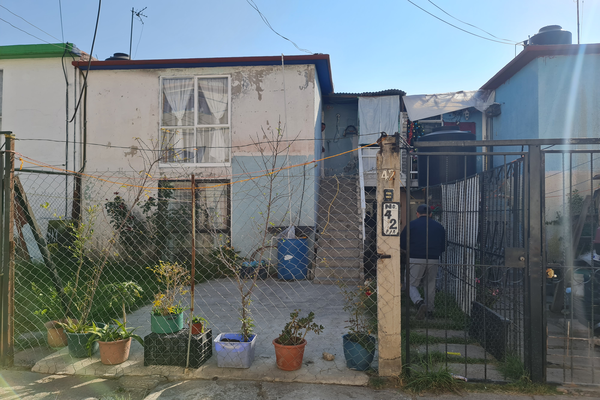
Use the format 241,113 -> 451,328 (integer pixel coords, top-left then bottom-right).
403,90 -> 495,121
358,95 -> 400,143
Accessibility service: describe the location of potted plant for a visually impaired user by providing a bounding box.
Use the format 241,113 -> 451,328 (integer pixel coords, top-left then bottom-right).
59,318 -> 104,358
148,261 -> 189,334
340,282 -> 377,371
188,315 -> 208,335
87,319 -> 143,365
272,310 -> 324,371
31,282 -> 68,348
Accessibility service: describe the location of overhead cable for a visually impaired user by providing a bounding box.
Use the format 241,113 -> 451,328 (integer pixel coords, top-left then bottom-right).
426,0 -> 518,43
0,4 -> 63,42
69,0 -> 101,123
246,0 -> 313,54
405,0 -> 519,45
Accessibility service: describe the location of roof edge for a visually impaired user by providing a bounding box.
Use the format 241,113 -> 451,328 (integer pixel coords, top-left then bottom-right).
71,54 -> 334,94
0,43 -> 80,59
480,43 -> 600,91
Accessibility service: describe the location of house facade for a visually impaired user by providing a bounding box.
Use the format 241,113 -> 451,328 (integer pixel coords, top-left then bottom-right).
72,55 -> 333,260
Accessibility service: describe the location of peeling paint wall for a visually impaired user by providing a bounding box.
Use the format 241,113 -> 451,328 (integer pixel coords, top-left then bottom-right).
82,63 -> 321,256
84,64 -> 319,173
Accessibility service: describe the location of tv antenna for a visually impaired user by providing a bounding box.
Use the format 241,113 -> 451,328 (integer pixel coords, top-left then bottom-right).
129,7 -> 148,60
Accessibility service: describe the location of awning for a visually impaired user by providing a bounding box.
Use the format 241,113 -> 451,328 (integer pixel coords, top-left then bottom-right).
403,90 -> 495,121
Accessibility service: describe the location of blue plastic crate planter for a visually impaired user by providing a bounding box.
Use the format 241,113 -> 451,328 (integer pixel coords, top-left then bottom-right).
143,328 -> 212,368
214,333 -> 256,368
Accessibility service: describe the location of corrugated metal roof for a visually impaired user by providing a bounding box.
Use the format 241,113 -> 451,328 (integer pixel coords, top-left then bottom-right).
329,89 -> 406,97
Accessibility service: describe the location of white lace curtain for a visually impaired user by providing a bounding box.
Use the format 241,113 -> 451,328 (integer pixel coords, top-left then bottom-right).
199,78 -> 228,162
163,78 -> 193,126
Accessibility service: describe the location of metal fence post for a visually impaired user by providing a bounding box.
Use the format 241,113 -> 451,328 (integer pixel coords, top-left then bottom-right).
1,132 -> 15,367
525,145 -> 546,382
376,134 -> 402,376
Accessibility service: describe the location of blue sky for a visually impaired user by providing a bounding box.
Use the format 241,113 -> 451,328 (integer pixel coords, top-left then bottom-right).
1,0 -> 599,95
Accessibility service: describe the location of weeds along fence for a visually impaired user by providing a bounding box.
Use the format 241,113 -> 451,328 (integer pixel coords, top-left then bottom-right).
7,145 -> 379,378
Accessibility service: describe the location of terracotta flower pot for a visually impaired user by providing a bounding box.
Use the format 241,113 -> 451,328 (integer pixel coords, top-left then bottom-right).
44,321 -> 68,348
272,338 -> 307,371
98,337 -> 132,365
191,323 -> 203,335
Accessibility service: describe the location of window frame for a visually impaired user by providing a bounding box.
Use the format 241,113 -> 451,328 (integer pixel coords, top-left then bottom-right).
159,75 -> 231,167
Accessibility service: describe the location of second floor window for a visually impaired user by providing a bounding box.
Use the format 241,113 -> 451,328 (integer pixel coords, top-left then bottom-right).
160,76 -> 230,164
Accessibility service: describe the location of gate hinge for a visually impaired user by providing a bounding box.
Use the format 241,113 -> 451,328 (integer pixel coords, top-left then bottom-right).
377,253 -> 391,259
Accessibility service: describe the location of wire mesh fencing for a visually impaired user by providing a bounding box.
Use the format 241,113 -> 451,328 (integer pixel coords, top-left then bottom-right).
9,148 -> 379,380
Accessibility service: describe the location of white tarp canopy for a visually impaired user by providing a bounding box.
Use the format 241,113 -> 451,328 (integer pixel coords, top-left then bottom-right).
358,95 -> 400,143
403,90 -> 495,121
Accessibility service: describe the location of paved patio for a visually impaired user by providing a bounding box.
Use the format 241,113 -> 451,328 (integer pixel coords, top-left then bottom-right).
27,278 -> 372,386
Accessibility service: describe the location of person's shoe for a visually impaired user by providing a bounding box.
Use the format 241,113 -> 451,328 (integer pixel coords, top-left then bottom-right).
415,300 -> 427,320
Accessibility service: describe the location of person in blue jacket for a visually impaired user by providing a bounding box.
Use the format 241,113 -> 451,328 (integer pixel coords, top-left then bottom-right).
400,204 -> 446,320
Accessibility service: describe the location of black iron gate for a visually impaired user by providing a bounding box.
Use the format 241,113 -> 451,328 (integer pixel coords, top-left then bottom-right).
404,139 -> 600,385
403,146 -> 532,383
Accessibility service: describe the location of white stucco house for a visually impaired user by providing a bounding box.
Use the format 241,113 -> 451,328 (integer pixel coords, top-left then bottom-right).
0,43 -> 88,253
69,53 -> 334,263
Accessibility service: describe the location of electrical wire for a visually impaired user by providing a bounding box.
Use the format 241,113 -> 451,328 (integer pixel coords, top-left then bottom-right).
426,0 -> 517,43
13,141 -> 379,190
0,4 -> 63,42
245,0 -> 313,54
134,22 -> 145,59
15,135 -> 365,150
405,0 -> 520,45
0,17 -> 66,48
69,0 -> 102,123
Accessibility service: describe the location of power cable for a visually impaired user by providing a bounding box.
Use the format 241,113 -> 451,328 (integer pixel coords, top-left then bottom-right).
426,0 -> 517,43
69,0 -> 101,123
405,0 -> 519,45
245,0 -> 313,54
0,4 -> 62,42
0,17 -> 66,48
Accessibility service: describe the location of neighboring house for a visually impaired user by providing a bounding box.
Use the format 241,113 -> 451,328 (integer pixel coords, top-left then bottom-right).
71,54 -> 333,263
0,43 -> 87,253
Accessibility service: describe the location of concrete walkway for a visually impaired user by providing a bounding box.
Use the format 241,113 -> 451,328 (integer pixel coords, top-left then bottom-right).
0,370 -> 596,400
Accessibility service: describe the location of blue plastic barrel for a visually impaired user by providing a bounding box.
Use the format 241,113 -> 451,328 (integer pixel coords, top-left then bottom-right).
277,238 -> 309,280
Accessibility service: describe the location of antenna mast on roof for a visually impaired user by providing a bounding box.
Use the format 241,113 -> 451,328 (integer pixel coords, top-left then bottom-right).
129,7 -> 148,60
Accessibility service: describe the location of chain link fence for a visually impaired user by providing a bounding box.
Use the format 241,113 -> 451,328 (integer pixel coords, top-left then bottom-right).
9,141 -> 379,381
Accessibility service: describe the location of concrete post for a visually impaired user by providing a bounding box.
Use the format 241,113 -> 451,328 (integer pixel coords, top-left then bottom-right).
376,135 -> 402,376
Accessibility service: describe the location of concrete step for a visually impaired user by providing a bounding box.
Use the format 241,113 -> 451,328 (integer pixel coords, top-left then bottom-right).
316,247 -> 362,258
317,211 -> 361,226
313,266 -> 364,280
317,226 -> 362,237
317,196 -> 358,209
315,256 -> 362,268
316,237 -> 362,248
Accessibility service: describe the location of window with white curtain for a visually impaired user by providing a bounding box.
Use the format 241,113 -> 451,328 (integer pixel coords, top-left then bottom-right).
160,76 -> 230,164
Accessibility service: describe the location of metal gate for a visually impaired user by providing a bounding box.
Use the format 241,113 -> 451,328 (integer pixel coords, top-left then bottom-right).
542,145 -> 600,385
403,144 -> 531,383
404,139 -> 600,385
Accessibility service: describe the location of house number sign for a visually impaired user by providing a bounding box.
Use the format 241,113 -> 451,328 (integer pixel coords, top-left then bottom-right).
382,202 -> 399,236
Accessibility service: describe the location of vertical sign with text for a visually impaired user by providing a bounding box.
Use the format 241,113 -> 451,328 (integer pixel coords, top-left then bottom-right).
382,202 -> 399,236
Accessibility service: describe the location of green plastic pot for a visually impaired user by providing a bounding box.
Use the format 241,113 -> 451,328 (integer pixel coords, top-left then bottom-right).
151,312 -> 184,334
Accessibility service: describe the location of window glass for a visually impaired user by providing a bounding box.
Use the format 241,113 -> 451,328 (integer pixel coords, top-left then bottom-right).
160,76 -> 230,164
